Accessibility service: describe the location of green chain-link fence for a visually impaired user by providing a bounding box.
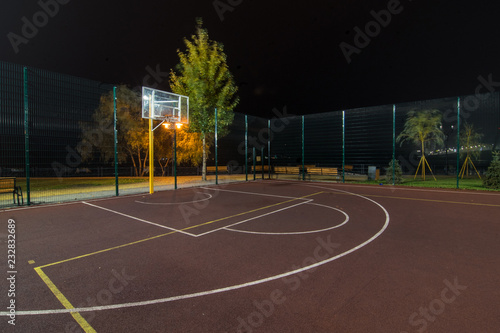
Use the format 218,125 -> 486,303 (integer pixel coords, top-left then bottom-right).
2,60 -> 499,208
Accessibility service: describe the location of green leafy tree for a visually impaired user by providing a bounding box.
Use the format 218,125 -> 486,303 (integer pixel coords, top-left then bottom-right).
176,127 -> 204,166
170,18 -> 239,180
79,85 -> 150,176
483,151 -> 500,189
396,109 -> 445,180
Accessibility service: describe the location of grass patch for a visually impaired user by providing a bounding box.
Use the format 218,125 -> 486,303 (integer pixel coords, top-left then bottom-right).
350,175 -> 497,191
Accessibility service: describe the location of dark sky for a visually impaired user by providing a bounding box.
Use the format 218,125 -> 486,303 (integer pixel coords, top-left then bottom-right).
1,0 -> 500,118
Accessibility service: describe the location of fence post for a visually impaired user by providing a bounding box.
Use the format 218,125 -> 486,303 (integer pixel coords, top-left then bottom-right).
253,147 -> 256,180
302,115 -> 305,181
268,119 -> 271,179
23,67 -> 30,205
342,110 -> 345,184
456,97 -> 461,189
261,146 -> 264,180
174,124 -> 177,189
113,86 -> 119,196
215,108 -> 218,185
245,115 -> 248,181
393,104 -> 396,186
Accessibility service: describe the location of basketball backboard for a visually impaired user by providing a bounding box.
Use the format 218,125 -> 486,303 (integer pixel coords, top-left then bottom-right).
142,87 -> 189,124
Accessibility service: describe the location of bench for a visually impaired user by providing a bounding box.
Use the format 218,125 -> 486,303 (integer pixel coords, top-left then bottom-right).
206,166 -> 227,174
273,166 -> 304,179
344,165 -> 353,173
0,177 -> 23,206
307,167 -> 339,176
251,165 -> 270,173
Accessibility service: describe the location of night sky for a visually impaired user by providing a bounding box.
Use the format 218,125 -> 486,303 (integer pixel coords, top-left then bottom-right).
2,0 -> 500,118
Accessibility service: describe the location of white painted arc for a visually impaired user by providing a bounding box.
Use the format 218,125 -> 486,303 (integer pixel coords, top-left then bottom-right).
194,199 -> 313,237
224,202 -> 349,235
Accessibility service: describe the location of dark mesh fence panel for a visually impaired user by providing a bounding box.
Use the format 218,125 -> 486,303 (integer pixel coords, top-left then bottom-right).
2,59 -> 499,207
271,116 -> 302,167
304,112 -> 342,168
0,62 -> 24,178
27,68 -> 114,204
344,105 -> 393,175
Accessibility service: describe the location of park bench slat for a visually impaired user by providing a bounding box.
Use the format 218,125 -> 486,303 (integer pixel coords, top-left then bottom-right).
0,177 -> 23,206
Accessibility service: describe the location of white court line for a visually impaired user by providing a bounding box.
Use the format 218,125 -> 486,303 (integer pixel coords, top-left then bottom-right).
135,192 -> 212,205
224,202 -> 349,235
82,202 -> 196,237
195,199 -> 313,237
1,187 -> 389,316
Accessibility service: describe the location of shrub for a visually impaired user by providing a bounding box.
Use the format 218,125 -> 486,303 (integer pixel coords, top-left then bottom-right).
483,151 -> 500,189
385,159 -> 403,184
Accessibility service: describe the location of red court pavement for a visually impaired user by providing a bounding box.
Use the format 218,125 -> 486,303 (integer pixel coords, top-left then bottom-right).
1,180 -> 499,332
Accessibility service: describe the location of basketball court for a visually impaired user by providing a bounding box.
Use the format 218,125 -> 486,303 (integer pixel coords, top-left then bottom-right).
1,179 -> 499,332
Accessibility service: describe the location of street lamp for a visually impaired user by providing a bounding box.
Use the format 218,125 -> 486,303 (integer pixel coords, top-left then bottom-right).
163,122 -> 182,189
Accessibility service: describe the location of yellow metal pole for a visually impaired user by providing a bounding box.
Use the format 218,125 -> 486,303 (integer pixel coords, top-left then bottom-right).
422,157 -> 425,181
149,118 -> 154,194
423,157 -> 437,181
414,157 -> 423,179
459,156 -> 468,179
465,155 -> 470,176
470,158 -> 482,179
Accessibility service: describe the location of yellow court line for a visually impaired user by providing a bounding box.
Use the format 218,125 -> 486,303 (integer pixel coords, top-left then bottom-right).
334,191 -> 500,207
34,190 -> 323,332
35,267 -> 96,333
